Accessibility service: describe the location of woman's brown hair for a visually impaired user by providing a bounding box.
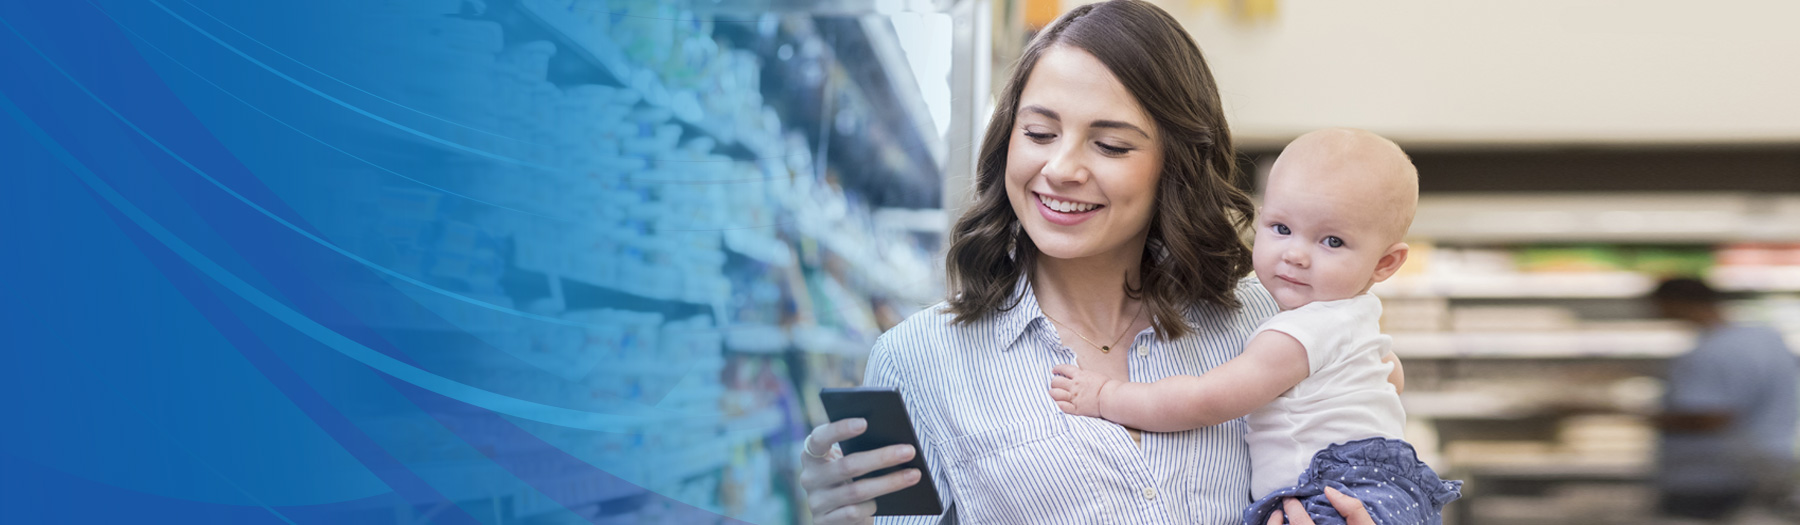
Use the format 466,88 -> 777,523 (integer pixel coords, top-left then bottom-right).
944,0 -> 1255,340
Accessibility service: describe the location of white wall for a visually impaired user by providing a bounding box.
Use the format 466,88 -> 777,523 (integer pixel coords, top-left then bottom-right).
1164,0 -> 1800,148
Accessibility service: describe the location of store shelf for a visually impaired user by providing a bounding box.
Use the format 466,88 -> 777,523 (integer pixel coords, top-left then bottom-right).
723,229 -> 795,267
660,423 -> 773,485
738,498 -> 790,525
724,323 -> 791,354
405,2 -> 963,521
510,0 -> 632,92
711,15 -> 943,209
850,14 -> 947,169
660,0 -> 968,16
1709,265 -> 1800,292
792,324 -> 875,356
508,0 -> 777,161
723,323 -> 878,356
1459,461 -> 1651,479
721,407 -> 788,442
1410,193 -> 1800,243
588,358 -> 729,378
1401,390 -> 1541,420
1393,329 -> 1800,359
785,196 -> 940,306
1374,272 -> 1654,299
555,272 -> 715,319
1389,330 -> 1694,359
1377,269 -> 1800,299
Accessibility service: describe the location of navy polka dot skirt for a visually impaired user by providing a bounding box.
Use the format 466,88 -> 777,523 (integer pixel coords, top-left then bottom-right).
1243,437 -> 1462,525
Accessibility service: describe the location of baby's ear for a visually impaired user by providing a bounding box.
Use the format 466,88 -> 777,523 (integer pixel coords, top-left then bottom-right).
1371,242 -> 1410,283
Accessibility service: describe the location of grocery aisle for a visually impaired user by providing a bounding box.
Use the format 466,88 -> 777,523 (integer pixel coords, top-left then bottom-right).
337,0 -> 978,523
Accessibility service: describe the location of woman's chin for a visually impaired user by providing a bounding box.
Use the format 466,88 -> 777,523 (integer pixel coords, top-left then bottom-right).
1023,231 -> 1084,258
1025,225 -> 1149,263
1030,238 -> 1113,262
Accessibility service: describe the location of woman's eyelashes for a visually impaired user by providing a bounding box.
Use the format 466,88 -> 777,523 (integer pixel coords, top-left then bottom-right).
1019,128 -> 1134,156
1096,142 -> 1133,156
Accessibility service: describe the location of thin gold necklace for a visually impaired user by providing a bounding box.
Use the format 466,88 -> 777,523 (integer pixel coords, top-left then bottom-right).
1041,304 -> 1144,354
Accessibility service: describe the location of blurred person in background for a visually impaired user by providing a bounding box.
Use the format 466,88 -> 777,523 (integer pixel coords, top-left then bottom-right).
1651,278 -> 1798,522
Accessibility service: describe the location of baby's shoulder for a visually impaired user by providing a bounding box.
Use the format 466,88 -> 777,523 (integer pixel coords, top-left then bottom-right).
1285,294 -> 1382,319
1188,276 -> 1281,326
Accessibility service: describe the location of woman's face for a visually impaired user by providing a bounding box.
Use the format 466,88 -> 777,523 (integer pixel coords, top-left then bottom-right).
1005,45 -> 1163,263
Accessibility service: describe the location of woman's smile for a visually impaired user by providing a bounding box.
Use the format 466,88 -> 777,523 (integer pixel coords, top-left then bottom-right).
1035,191 -> 1104,225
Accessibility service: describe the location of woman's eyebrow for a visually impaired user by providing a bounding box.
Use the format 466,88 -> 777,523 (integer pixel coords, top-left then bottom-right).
1091,120 -> 1150,139
1020,104 -> 1149,139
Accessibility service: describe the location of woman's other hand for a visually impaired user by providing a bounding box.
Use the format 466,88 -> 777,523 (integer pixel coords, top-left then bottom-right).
798,418 -> 923,525
1265,486 -> 1376,525
1381,351 -> 1405,394
1049,364 -> 1110,417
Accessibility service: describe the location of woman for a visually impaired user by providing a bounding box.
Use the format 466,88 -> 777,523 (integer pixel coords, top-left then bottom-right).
799,2 -> 1376,523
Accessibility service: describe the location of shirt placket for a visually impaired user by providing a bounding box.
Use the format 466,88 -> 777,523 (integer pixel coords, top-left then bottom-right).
1122,329 -> 1174,522
1044,322 -> 1175,523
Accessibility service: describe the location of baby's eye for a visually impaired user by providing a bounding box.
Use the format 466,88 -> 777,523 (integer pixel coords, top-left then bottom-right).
1324,236 -> 1345,248
1272,224 -> 1290,235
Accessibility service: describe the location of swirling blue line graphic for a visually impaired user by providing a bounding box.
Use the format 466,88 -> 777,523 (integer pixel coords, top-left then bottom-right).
0,0 -> 958,522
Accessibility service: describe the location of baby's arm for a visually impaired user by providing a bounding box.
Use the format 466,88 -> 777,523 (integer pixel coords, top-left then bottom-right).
1049,331 -> 1311,432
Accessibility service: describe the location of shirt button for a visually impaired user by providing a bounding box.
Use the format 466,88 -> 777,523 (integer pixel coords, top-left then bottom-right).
1137,345 -> 1148,357
1142,487 -> 1156,500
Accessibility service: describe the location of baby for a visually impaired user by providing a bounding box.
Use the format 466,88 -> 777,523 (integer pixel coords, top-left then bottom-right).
1050,129 -> 1461,525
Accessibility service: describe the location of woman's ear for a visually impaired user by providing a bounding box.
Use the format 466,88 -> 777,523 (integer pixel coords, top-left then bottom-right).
1371,242 -> 1410,283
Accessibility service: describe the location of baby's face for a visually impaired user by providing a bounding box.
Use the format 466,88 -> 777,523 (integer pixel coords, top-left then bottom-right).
1252,176 -> 1397,311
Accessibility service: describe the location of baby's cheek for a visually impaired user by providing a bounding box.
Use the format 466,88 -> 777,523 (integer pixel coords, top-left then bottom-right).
1252,255 -> 1279,279
1271,287 -> 1306,310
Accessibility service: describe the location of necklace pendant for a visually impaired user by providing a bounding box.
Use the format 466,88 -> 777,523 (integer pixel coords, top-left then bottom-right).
1101,346 -> 1110,353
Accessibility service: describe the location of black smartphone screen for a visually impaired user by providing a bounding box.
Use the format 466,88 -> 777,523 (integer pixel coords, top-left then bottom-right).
819,387 -> 944,516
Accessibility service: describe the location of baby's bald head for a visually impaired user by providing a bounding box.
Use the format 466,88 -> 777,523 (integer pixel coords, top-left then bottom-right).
1267,128 -> 1418,244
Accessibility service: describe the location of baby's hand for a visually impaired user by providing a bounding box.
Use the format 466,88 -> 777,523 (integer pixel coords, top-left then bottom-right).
1049,364 -> 1111,418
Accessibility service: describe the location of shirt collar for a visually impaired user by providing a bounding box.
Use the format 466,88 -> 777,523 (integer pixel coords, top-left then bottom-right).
994,274 -> 1204,352
994,274 -> 1047,351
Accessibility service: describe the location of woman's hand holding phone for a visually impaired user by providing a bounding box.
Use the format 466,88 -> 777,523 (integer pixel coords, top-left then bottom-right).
798,418 -> 923,525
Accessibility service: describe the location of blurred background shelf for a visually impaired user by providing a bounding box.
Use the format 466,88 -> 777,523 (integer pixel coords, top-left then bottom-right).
1408,193 -> 1800,244
1375,272 -> 1656,299
506,0 -> 777,161
1390,331 -> 1695,359
361,0 -> 982,523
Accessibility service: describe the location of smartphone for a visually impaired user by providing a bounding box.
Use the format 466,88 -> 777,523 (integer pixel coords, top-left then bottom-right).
819,387 -> 944,516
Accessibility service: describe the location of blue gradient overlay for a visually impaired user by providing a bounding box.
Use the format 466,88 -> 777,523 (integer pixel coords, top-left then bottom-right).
0,0 -> 928,522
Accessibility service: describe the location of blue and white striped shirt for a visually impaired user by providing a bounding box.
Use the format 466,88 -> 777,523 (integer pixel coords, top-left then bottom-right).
866,276 -> 1282,525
